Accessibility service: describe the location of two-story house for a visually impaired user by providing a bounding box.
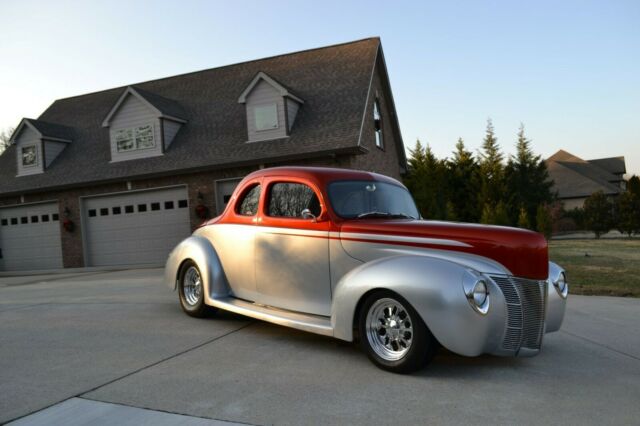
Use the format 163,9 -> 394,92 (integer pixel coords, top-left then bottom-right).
0,38 -> 407,271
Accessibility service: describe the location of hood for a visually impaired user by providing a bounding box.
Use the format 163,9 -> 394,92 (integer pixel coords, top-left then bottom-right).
339,219 -> 548,280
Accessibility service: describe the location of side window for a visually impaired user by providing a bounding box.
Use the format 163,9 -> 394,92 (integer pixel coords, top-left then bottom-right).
373,98 -> 383,149
268,183 -> 320,218
237,184 -> 261,216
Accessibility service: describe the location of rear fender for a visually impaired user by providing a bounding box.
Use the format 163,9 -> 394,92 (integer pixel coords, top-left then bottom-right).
163,235 -> 230,299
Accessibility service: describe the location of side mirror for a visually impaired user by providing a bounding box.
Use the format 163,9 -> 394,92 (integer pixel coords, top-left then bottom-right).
301,209 -> 317,222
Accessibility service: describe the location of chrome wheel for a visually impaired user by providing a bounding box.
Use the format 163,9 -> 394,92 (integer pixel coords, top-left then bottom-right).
365,298 -> 414,361
182,266 -> 202,306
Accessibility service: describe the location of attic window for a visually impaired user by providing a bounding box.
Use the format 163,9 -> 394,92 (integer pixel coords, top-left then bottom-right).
21,146 -> 38,167
255,104 -> 278,131
114,124 -> 155,152
373,99 -> 383,149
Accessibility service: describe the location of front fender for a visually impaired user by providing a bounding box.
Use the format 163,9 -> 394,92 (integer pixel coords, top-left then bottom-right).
163,235 -> 230,299
545,261 -> 568,333
331,254 -> 508,357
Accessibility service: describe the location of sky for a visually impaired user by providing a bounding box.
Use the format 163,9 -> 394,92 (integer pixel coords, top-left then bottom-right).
1,0 -> 638,175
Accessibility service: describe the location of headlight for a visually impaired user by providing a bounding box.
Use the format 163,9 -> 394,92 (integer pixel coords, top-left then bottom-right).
463,271 -> 490,315
553,272 -> 569,299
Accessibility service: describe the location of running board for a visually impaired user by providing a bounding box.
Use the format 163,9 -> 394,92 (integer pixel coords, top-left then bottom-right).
207,296 -> 334,337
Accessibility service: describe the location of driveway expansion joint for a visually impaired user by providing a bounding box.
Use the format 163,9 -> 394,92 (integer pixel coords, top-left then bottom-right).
560,329 -> 640,361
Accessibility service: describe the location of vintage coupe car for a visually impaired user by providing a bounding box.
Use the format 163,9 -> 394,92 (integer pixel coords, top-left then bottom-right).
165,167 -> 568,373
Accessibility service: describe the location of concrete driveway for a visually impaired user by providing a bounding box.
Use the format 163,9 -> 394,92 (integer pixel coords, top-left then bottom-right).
0,269 -> 638,425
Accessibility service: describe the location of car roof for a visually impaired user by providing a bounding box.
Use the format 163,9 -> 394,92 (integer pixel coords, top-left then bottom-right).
243,166 -> 403,187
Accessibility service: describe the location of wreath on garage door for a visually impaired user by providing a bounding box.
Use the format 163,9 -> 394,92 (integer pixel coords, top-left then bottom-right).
62,219 -> 75,232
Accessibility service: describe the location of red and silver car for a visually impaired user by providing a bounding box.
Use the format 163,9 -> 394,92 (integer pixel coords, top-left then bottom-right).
165,167 -> 568,373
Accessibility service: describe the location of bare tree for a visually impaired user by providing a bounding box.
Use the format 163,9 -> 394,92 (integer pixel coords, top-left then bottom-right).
0,127 -> 15,155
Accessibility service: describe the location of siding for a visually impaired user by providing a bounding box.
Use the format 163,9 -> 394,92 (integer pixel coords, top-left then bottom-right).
109,94 -> 163,162
44,141 -> 67,167
15,126 -> 43,176
245,80 -> 287,142
286,99 -> 300,131
163,119 -> 182,150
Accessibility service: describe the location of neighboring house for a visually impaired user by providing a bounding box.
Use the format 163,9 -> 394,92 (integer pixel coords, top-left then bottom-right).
546,150 -> 627,210
0,38 -> 406,271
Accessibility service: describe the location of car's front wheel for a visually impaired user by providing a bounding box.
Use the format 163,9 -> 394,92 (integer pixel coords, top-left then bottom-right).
178,261 -> 217,318
359,291 -> 437,373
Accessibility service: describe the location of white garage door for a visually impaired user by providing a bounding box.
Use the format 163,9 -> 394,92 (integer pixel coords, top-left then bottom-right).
0,202 -> 63,271
83,187 -> 191,266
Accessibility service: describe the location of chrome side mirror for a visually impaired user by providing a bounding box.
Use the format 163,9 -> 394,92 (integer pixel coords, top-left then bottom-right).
301,209 -> 317,222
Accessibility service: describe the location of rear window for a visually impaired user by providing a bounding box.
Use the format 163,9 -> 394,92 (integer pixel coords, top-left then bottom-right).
237,184 -> 261,216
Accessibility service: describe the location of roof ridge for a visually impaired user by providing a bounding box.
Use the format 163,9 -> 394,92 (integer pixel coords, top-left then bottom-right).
46,37 -> 381,104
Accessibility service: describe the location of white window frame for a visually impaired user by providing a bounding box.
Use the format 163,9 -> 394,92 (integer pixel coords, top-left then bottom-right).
254,104 -> 279,131
374,98 -> 384,149
113,124 -> 155,153
21,145 -> 38,167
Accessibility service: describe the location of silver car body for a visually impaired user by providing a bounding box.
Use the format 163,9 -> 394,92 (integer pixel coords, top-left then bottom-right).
165,222 -> 567,358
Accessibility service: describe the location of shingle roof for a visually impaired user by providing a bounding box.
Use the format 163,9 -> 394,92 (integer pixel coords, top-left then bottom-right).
129,86 -> 188,121
0,38 -> 383,195
588,156 -> 626,176
546,150 -> 624,198
13,118 -> 75,142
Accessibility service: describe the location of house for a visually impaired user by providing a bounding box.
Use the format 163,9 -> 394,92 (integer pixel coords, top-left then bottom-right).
546,150 -> 626,210
0,38 -> 406,271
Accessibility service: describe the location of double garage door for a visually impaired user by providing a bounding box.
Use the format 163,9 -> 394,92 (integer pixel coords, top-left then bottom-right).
83,187 -> 191,266
0,202 -> 63,271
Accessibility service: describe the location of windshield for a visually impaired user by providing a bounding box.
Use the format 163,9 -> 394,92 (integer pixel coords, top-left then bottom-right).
328,180 -> 420,219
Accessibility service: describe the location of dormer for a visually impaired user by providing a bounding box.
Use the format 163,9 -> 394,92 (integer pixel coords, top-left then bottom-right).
102,86 -> 187,162
238,72 -> 303,142
11,118 -> 73,176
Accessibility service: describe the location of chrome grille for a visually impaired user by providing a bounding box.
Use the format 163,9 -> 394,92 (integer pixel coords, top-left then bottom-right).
491,276 -> 547,352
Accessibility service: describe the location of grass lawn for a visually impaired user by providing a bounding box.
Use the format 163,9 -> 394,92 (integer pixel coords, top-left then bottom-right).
549,238 -> 640,297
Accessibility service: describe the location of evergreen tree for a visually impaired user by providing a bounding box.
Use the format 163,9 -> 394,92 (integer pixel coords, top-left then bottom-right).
403,140 -> 448,219
478,119 -> 505,213
445,201 -> 458,221
504,124 -> 554,227
615,191 -> 640,237
494,201 -> 510,225
447,138 -> 480,222
480,203 -> 495,224
583,191 -> 612,238
536,204 -> 553,240
628,175 -> 640,197
517,206 -> 531,229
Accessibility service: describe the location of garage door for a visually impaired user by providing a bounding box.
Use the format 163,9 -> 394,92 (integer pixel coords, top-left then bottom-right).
0,202 -> 63,271
215,178 -> 242,215
83,187 -> 191,266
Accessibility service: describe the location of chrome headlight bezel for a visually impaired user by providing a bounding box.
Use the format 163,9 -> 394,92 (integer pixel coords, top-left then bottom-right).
552,271 -> 569,299
463,271 -> 490,315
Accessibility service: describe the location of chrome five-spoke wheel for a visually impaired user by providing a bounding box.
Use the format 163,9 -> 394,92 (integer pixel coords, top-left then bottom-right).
178,261 -> 216,318
183,266 -> 202,306
366,298 -> 413,361
359,291 -> 437,373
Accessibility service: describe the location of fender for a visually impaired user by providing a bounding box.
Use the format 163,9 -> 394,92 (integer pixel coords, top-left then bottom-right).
331,254 -> 509,357
163,235 -> 231,299
545,261 -> 567,333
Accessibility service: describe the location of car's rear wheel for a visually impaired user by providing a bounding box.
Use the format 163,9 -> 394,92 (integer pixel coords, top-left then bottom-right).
178,260 -> 217,318
359,290 -> 437,373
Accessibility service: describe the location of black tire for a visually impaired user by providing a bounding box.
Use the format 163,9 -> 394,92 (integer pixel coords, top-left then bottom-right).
358,290 -> 437,373
178,260 -> 217,318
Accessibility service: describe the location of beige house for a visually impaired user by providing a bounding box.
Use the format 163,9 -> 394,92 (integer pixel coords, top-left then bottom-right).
546,150 -> 626,210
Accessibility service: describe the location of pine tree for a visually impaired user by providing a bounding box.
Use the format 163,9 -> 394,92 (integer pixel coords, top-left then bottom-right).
447,138 -> 480,222
628,175 -> 640,197
615,191 -> 640,237
536,204 -> 553,239
584,191 -> 612,238
478,119 -> 505,213
480,203 -> 495,224
403,140 -> 448,219
517,206 -> 531,229
504,124 -> 554,227
494,201 -> 510,225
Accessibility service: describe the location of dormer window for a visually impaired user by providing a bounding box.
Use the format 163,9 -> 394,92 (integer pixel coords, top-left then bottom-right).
102,86 -> 186,162
11,118 -> 73,176
22,145 -> 38,167
255,104 -> 279,131
238,71 -> 303,142
374,98 -> 383,149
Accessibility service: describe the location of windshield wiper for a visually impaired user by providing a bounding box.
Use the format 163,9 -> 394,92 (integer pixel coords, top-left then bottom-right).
355,211 -> 415,219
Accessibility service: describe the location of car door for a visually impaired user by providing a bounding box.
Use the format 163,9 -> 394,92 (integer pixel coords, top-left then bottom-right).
254,178 -> 331,316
